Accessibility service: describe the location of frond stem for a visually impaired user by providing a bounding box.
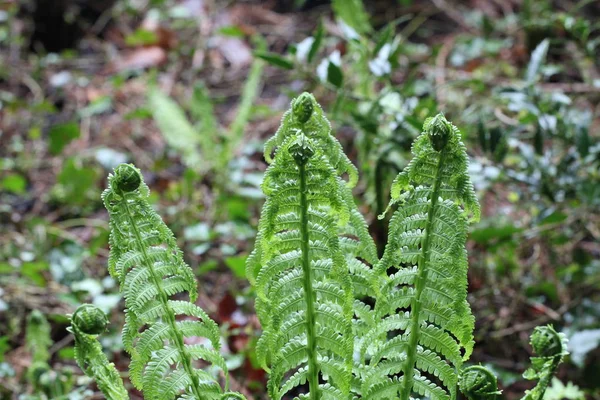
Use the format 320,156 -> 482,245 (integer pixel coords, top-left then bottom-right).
298,161 -> 321,400
400,153 -> 444,400
527,357 -> 561,400
122,198 -> 206,400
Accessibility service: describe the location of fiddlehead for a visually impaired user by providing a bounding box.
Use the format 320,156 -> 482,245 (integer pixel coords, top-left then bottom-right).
100,163 -> 245,400
459,366 -> 502,400
69,304 -> 129,400
361,114 -> 480,400
521,325 -> 569,400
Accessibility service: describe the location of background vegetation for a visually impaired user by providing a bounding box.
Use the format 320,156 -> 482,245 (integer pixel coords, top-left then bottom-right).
0,0 -> 599,398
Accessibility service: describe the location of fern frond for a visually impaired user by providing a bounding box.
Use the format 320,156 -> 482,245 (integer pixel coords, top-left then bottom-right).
459,365 -> 502,400
248,93 -> 372,399
521,325 -> 569,400
101,164 -> 244,400
365,114 -> 480,400
69,304 -> 129,400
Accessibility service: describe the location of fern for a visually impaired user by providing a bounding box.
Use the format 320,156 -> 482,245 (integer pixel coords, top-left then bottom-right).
459,366 -> 502,400
66,91 -> 569,400
361,114 -> 480,400
69,304 -> 129,400
246,93 -> 379,400
521,325 -> 569,400
102,163 -> 242,400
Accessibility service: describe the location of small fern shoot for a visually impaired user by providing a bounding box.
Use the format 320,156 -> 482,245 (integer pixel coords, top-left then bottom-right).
69,304 -> 129,400
102,164 -> 242,400
459,366 -> 502,400
362,114 -> 480,400
247,94 -> 367,400
521,325 -> 569,400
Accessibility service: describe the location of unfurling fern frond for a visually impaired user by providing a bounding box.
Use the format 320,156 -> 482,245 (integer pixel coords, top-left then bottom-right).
69,304 -> 129,400
362,114 -> 481,400
247,93 -> 377,400
260,92 -> 378,311
521,325 -> 569,400
459,365 -> 502,400
102,164 -> 242,400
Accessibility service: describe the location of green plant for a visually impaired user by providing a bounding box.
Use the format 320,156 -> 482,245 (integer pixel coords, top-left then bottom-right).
25,310 -> 74,399
70,93 -> 568,400
69,304 -> 128,399
359,114 -> 480,399
246,92 -> 377,399
522,325 -> 570,400
148,53 -> 264,177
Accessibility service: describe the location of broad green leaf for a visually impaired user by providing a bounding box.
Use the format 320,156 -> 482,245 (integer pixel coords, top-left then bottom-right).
254,51 -> 294,70
49,122 -> 80,155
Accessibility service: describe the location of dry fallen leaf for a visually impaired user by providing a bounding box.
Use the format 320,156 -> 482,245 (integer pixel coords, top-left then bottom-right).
104,46 -> 167,74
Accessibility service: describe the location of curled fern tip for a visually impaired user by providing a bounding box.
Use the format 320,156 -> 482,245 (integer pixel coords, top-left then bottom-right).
292,92 -> 315,123
426,113 -> 452,151
459,365 -> 502,399
530,325 -> 564,358
113,163 -> 142,193
72,304 -> 108,335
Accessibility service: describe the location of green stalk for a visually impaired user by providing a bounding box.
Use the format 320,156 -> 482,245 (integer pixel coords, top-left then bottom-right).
122,199 -> 206,400
399,154 -> 444,400
530,358 -> 561,400
298,159 -> 320,400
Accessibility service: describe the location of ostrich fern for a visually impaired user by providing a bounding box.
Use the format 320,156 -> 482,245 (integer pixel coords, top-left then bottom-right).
68,92 -> 568,400
93,164 -> 243,400
361,115 -> 480,400
246,93 -> 376,399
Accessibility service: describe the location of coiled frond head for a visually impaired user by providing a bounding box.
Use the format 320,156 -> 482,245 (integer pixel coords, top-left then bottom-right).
425,113 -> 452,152
292,92 -> 314,123
521,325 -> 569,400
530,325 -> 567,358
459,365 -> 502,399
71,304 -> 108,335
112,163 -> 142,194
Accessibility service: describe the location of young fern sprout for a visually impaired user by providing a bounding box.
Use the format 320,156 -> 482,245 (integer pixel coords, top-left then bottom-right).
101,164 -> 244,400
521,325 -> 569,400
459,366 -> 502,400
361,114 -> 480,400
69,304 -> 129,400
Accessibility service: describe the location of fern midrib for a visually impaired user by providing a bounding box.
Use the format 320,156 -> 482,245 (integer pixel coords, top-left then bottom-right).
121,198 -> 206,400
527,357 -> 561,400
399,154 -> 445,400
298,161 -> 321,400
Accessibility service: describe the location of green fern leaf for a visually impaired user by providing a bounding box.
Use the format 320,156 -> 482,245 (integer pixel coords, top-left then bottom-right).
248,93 -> 377,400
69,304 -> 129,400
364,114 -> 480,400
101,163 -> 241,400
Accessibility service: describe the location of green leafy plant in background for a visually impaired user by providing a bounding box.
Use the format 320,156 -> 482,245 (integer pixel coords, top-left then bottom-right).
69,93 -> 569,400
148,54 -> 264,177
24,310 -> 75,399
